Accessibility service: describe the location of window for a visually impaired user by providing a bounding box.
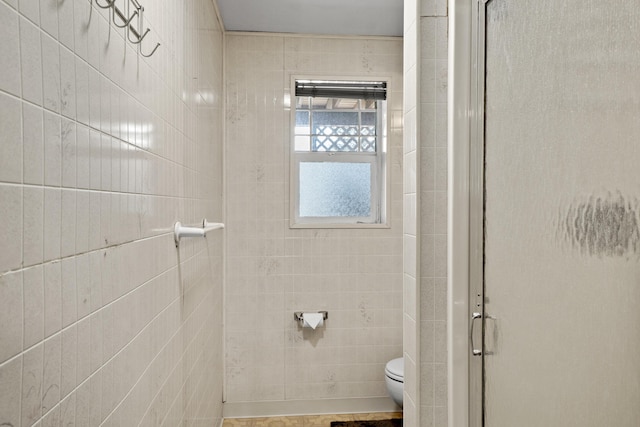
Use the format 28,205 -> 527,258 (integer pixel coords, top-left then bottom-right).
291,79 -> 388,227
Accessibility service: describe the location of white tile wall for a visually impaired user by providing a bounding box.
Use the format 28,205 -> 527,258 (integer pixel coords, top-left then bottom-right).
403,0 -> 420,424
420,5 -> 449,427
0,1 -> 21,96
405,1 -> 450,426
0,1 -> 224,426
224,34 -> 404,406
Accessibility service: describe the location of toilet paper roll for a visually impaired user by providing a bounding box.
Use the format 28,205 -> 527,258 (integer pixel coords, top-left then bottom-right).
302,313 -> 324,330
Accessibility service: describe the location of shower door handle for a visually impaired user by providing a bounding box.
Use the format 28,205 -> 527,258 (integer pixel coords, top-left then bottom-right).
470,312 -> 482,356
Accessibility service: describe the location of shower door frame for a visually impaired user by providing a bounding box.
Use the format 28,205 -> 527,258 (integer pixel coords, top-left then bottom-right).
450,1 -> 640,426
448,0 -> 486,426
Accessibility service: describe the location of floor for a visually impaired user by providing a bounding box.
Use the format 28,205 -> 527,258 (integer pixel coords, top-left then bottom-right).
222,412 -> 403,426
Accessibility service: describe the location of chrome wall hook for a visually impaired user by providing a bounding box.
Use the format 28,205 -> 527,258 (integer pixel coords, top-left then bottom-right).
88,0 -> 160,58
94,0 -> 116,9
128,26 -> 150,44
140,41 -> 161,58
113,6 -> 138,29
133,2 -> 160,57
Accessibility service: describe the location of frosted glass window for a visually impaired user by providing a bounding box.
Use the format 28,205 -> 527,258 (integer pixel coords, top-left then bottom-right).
292,78 -> 387,227
299,162 -> 371,217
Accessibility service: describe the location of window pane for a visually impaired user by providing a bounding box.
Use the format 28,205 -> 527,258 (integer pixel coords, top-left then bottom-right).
299,162 -> 371,217
361,137 -> 377,152
313,111 -> 358,127
362,111 -> 376,126
361,125 -> 376,137
295,111 -> 310,135
295,136 -> 310,151
312,111 -> 359,152
312,136 -> 358,152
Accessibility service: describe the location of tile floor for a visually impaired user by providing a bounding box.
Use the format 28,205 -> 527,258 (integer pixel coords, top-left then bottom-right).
223,412 -> 403,426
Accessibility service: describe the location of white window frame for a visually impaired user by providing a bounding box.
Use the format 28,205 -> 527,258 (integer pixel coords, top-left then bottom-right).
289,75 -> 391,229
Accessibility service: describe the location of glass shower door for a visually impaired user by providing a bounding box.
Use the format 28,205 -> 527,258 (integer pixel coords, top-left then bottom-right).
481,1 -> 640,426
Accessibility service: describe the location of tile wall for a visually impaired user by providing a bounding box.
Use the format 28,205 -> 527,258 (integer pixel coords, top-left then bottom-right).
419,0 -> 449,426
0,0 -> 224,426
403,0 -> 449,426
402,0 -> 420,425
224,34 -> 404,408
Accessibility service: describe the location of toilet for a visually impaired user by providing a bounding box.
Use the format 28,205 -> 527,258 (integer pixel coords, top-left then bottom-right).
384,357 -> 404,407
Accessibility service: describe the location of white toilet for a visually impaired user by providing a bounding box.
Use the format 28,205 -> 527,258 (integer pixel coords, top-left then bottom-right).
384,357 -> 404,407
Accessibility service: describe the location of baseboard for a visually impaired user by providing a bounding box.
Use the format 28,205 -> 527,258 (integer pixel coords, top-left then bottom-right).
223,397 -> 401,419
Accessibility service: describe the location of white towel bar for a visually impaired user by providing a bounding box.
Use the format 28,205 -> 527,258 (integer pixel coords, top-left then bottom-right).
174,219 -> 224,246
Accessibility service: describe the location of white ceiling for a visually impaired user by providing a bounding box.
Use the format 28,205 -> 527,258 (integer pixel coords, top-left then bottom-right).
216,0 -> 404,37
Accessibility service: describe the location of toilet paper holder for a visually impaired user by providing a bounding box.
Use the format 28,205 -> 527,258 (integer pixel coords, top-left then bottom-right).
294,311 -> 328,321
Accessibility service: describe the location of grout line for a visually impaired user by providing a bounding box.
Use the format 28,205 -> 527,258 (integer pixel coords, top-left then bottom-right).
98,248 -> 220,424
11,238 -> 210,364
1,230 -> 174,277
39,244 -> 214,423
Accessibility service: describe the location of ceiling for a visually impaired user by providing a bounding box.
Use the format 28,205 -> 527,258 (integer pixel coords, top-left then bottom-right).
216,0 -> 404,37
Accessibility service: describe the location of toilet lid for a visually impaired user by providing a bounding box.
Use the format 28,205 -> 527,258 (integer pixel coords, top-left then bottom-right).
385,357 -> 404,382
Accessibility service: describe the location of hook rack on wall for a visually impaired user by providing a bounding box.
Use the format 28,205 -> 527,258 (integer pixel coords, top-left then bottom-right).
92,0 -> 161,57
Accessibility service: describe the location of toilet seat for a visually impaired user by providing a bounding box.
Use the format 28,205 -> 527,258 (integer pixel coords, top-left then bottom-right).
385,357 -> 404,382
